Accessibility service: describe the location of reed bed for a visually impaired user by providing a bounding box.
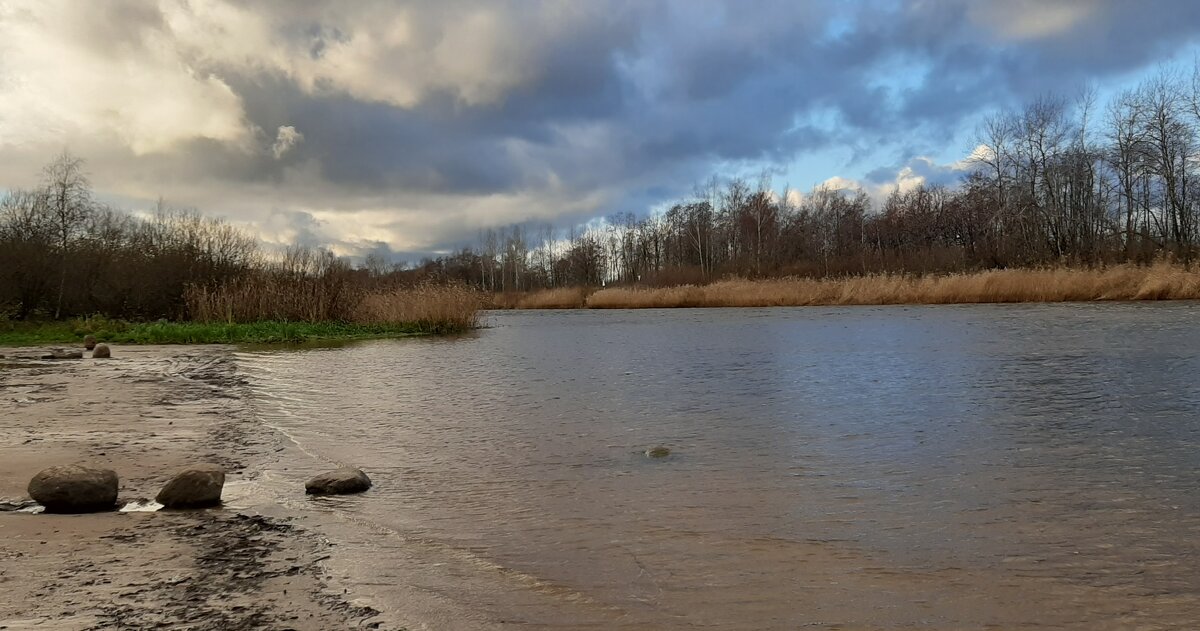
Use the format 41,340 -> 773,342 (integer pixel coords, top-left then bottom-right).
187,279 -> 482,334
354,285 -> 483,333
502,263 -> 1200,310
491,287 -> 590,309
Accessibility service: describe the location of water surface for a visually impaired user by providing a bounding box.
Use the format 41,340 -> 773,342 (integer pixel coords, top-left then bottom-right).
238,304 -> 1200,629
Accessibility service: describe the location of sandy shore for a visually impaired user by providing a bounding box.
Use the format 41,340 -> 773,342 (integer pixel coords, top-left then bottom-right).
0,346 -> 383,630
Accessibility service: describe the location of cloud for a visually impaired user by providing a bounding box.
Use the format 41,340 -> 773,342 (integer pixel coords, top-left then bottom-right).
271,126 -> 304,159
840,151 -> 979,203
0,0 -> 252,154
967,1 -> 1097,41
1,0 -> 1198,260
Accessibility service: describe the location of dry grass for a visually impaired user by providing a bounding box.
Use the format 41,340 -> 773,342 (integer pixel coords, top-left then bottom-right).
506,263 -> 1200,309
187,279 -> 482,334
354,285 -> 483,333
491,287 -> 590,309
185,276 -> 355,323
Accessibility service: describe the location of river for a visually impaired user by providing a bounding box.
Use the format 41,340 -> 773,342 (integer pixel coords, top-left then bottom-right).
234,304 -> 1200,629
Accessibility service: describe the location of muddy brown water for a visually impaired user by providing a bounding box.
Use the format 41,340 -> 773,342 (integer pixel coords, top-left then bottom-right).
232,304 -> 1200,629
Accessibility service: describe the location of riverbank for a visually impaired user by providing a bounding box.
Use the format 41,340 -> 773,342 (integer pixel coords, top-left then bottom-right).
0,320 -> 425,347
492,263 -> 1200,309
0,346 -> 383,629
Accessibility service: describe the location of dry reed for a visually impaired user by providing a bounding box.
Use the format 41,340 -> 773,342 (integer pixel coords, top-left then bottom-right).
503,263 -> 1200,309
187,279 -> 482,333
354,285 -> 483,333
491,287 -> 590,309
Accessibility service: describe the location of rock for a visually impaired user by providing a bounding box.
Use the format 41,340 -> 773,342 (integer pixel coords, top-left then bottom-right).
91,344 -> 111,359
155,464 -> 225,508
83,335 -> 97,350
0,498 -> 38,512
41,350 -> 83,360
305,467 -> 371,495
27,465 -> 119,513
645,446 -> 671,458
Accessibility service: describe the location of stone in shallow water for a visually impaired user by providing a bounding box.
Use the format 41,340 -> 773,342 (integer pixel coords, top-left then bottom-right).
28,464 -> 119,513
92,344 -> 111,359
305,467 -> 372,495
83,334 -> 97,350
156,464 -> 225,508
645,446 -> 671,458
41,350 -> 83,360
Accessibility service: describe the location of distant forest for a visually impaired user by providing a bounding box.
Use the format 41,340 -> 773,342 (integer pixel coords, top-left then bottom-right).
412,68 -> 1200,291
3,68 -> 1200,320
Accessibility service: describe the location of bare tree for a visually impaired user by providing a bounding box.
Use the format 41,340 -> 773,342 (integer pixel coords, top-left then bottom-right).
41,151 -> 93,318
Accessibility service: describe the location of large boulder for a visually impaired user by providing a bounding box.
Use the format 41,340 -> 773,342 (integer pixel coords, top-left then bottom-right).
305,467 -> 371,495
83,335 -> 97,350
156,464 -> 225,508
27,465 -> 119,513
92,344 -> 111,359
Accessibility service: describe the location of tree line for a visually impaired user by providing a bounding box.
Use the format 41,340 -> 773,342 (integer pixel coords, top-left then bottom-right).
5,67 -> 1200,318
409,67 -> 1200,291
0,152 -> 377,321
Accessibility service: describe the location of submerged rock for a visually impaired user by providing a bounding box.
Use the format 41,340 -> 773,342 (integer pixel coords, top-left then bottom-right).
156,464 -> 225,508
645,446 -> 671,458
92,344 -> 111,359
27,464 -> 119,513
83,334 -> 97,350
41,350 -> 83,360
305,467 -> 372,495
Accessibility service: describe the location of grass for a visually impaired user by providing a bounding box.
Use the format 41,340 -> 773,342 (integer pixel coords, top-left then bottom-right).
496,263 -> 1200,309
2,284 -> 484,347
0,319 -> 425,347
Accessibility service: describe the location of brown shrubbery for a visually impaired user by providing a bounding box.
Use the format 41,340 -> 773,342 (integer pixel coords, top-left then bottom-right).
186,268 -> 483,334
497,262 -> 1200,309
0,154 -> 482,332
491,287 -> 590,309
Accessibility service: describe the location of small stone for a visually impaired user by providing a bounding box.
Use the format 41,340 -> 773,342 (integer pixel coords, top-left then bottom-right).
305,467 -> 371,495
27,465 -> 119,513
92,344 -> 111,359
156,464 -> 225,508
41,350 -> 83,360
83,335 -> 97,350
645,446 -> 671,458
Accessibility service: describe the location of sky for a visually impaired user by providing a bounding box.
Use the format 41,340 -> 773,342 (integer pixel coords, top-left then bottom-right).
1,0 -> 1199,262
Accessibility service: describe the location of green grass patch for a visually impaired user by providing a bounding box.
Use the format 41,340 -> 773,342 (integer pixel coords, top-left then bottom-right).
0,317 -> 426,346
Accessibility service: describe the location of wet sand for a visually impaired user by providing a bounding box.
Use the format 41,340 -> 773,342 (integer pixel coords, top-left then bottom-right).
0,347 -> 382,630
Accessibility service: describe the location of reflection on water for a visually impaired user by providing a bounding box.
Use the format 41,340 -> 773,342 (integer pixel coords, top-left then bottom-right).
237,303 -> 1200,629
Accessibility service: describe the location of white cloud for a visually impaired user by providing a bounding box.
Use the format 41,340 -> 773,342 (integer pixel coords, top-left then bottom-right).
160,0 -> 596,109
959,144 -> 995,168
271,126 -> 304,159
820,175 -> 861,191
0,0 -> 252,154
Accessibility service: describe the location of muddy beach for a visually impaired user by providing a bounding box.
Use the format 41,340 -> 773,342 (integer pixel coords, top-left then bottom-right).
0,347 -> 383,630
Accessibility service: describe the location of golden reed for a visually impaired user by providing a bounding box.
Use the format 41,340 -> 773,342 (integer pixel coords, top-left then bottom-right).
188,280 -> 482,333
354,284 -> 482,332
492,287 -> 592,309
494,263 -> 1200,310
